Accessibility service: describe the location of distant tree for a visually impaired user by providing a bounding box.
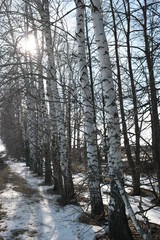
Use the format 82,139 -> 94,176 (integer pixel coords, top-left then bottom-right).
137,0 -> 160,198
120,0 -> 141,195
1,94 -> 24,159
110,0 -> 141,195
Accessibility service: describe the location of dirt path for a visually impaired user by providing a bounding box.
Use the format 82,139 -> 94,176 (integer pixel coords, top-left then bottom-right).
0,161 -> 41,239
0,160 -> 96,240
1,160 -> 160,240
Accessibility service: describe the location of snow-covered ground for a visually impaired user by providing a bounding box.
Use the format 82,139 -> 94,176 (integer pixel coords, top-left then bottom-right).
0,139 -> 5,152
101,176 -> 160,225
0,160 -> 105,240
0,157 -> 160,239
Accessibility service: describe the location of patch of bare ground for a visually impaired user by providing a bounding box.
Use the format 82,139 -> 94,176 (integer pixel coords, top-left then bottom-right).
79,205 -> 108,225
7,170 -> 39,197
38,181 -> 53,186
79,212 -> 102,226
0,204 -> 7,236
127,220 -> 160,240
10,228 -> 28,237
72,162 -> 87,174
0,163 -> 8,236
0,163 -> 9,191
74,179 -> 89,205
74,182 -> 88,195
79,203 -> 160,240
128,187 -> 155,200
0,161 -> 38,197
0,161 -> 42,236
122,160 -> 155,176
88,219 -> 160,240
46,188 -> 60,195
0,204 -> 6,219
76,194 -> 89,204
0,163 -> 8,238
97,216 -> 160,239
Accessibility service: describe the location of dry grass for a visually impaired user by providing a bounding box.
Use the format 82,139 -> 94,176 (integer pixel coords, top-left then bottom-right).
98,211 -> 160,240
0,161 -> 40,238
0,204 -> 6,221
127,220 -> 160,240
38,181 -> 53,186
0,160 -> 160,240
0,162 -> 38,197
71,162 -> 87,174
74,179 -> 89,204
74,182 -> 88,194
0,163 -> 9,191
78,203 -> 160,240
79,212 -> 101,226
10,228 -> 28,237
8,171 -> 38,197
0,163 -> 8,234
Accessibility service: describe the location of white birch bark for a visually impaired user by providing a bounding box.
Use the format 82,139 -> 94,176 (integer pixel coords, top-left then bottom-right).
36,71 -> 46,176
46,76 -> 63,194
31,11 -> 46,176
74,0 -> 104,218
90,1 -> 147,239
15,58 -> 37,169
15,52 -> 37,171
36,0 -> 75,201
27,94 -> 37,170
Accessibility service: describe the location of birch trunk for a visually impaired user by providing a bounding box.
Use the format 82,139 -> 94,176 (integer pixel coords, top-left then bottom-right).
26,85 -> 37,172
46,77 -> 63,194
74,0 -> 104,219
38,0 -> 75,202
18,53 -> 37,171
90,1 -> 146,239
31,9 -> 45,177
24,1 -> 38,172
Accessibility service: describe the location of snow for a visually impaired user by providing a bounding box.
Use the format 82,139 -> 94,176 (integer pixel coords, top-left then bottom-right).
0,157 -> 160,239
128,195 -> 160,224
101,178 -> 160,226
0,139 -> 5,152
0,160 -> 98,240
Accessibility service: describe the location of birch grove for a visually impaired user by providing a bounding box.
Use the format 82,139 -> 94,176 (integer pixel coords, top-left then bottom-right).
0,0 -> 159,239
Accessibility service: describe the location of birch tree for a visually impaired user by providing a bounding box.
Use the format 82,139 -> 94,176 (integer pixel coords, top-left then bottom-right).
90,1 -> 147,239
34,0 -> 75,203
74,0 -> 104,219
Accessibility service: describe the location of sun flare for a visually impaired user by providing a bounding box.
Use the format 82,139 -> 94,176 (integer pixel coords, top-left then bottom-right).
19,34 -> 37,54
26,35 -> 36,51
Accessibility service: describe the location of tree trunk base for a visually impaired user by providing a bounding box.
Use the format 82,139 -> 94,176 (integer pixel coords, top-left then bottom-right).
109,180 -> 134,240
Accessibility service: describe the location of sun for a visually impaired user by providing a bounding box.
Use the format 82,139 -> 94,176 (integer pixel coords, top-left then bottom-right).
24,35 -> 37,53
19,34 -> 37,54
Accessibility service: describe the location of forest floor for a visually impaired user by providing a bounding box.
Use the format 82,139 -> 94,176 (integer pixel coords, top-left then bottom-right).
0,159 -> 101,240
0,157 -> 160,239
